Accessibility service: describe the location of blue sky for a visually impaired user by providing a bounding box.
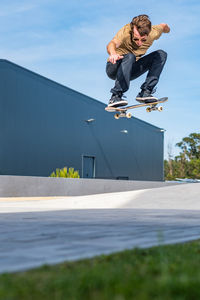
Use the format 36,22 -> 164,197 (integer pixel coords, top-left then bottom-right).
0,0 -> 200,158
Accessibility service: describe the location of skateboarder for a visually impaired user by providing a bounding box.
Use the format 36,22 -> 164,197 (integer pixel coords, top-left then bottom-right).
106,14 -> 170,107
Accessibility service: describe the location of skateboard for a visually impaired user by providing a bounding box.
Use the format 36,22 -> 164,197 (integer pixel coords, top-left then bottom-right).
105,97 -> 168,119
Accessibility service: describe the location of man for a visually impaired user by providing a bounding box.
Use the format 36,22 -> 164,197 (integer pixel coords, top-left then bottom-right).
106,14 -> 170,107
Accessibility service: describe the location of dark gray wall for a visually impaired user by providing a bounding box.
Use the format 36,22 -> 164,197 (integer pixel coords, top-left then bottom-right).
0,59 -> 164,181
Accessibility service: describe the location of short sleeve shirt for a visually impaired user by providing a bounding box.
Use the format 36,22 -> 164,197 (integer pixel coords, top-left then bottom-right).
110,24 -> 163,61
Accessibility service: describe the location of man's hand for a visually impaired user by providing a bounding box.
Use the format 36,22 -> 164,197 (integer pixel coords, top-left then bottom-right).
109,53 -> 124,64
160,23 -> 170,33
107,38 -> 123,64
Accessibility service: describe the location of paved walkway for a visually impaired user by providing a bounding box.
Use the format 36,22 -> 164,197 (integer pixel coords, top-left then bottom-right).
1,183 -> 200,273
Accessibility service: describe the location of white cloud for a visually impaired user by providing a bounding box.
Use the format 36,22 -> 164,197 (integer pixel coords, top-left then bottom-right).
0,3 -> 37,17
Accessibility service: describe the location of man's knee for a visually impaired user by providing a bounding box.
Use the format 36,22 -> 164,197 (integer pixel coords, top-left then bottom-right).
157,49 -> 167,62
123,53 -> 136,63
106,62 -> 118,80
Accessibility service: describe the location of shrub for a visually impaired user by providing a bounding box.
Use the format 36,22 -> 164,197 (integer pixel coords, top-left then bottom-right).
50,167 -> 80,178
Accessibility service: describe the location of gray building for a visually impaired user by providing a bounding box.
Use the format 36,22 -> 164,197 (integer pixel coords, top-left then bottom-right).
0,59 -> 164,181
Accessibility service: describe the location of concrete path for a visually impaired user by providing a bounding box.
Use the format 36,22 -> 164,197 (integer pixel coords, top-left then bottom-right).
1,183 -> 200,273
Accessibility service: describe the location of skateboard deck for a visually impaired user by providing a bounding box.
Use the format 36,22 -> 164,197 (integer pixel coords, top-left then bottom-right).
105,97 -> 168,119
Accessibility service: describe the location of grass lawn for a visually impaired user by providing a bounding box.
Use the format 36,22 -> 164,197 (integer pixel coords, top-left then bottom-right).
1,240 -> 200,300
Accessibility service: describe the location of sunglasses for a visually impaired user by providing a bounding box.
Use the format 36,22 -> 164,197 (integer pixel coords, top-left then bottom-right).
133,37 -> 147,42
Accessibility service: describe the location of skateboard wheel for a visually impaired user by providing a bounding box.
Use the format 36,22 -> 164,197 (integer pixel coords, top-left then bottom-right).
114,113 -> 120,119
158,106 -> 163,112
146,107 -> 151,112
126,112 -> 132,119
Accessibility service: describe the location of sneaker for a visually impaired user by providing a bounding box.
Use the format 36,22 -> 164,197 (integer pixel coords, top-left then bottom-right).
136,90 -> 158,103
108,93 -> 128,108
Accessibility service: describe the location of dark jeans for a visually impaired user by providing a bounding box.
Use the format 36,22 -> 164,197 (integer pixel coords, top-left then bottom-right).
106,50 -> 167,94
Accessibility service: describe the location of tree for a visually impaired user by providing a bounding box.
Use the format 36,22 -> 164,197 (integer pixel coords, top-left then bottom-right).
187,159 -> 200,179
176,133 -> 200,160
167,142 -> 174,178
164,132 -> 200,180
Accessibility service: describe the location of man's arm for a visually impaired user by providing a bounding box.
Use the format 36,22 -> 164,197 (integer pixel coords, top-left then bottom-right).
106,38 -> 124,64
160,23 -> 170,33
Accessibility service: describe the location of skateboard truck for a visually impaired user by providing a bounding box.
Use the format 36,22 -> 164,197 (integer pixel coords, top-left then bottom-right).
114,112 -> 132,119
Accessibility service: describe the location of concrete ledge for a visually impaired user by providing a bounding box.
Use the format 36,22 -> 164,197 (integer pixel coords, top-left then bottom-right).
0,175 -> 179,197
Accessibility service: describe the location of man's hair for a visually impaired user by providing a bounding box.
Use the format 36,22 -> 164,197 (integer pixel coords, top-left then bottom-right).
130,14 -> 152,36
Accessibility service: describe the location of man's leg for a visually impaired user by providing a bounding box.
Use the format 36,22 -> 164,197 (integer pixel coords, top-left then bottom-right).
106,53 -> 136,107
130,50 -> 167,102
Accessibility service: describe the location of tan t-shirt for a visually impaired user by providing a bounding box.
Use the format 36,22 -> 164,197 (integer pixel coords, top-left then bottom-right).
109,24 -> 163,61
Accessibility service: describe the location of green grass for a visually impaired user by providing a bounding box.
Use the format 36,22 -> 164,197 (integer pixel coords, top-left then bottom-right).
1,240 -> 200,300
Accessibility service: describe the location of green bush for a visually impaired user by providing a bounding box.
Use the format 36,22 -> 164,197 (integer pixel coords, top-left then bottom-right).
50,167 -> 80,178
